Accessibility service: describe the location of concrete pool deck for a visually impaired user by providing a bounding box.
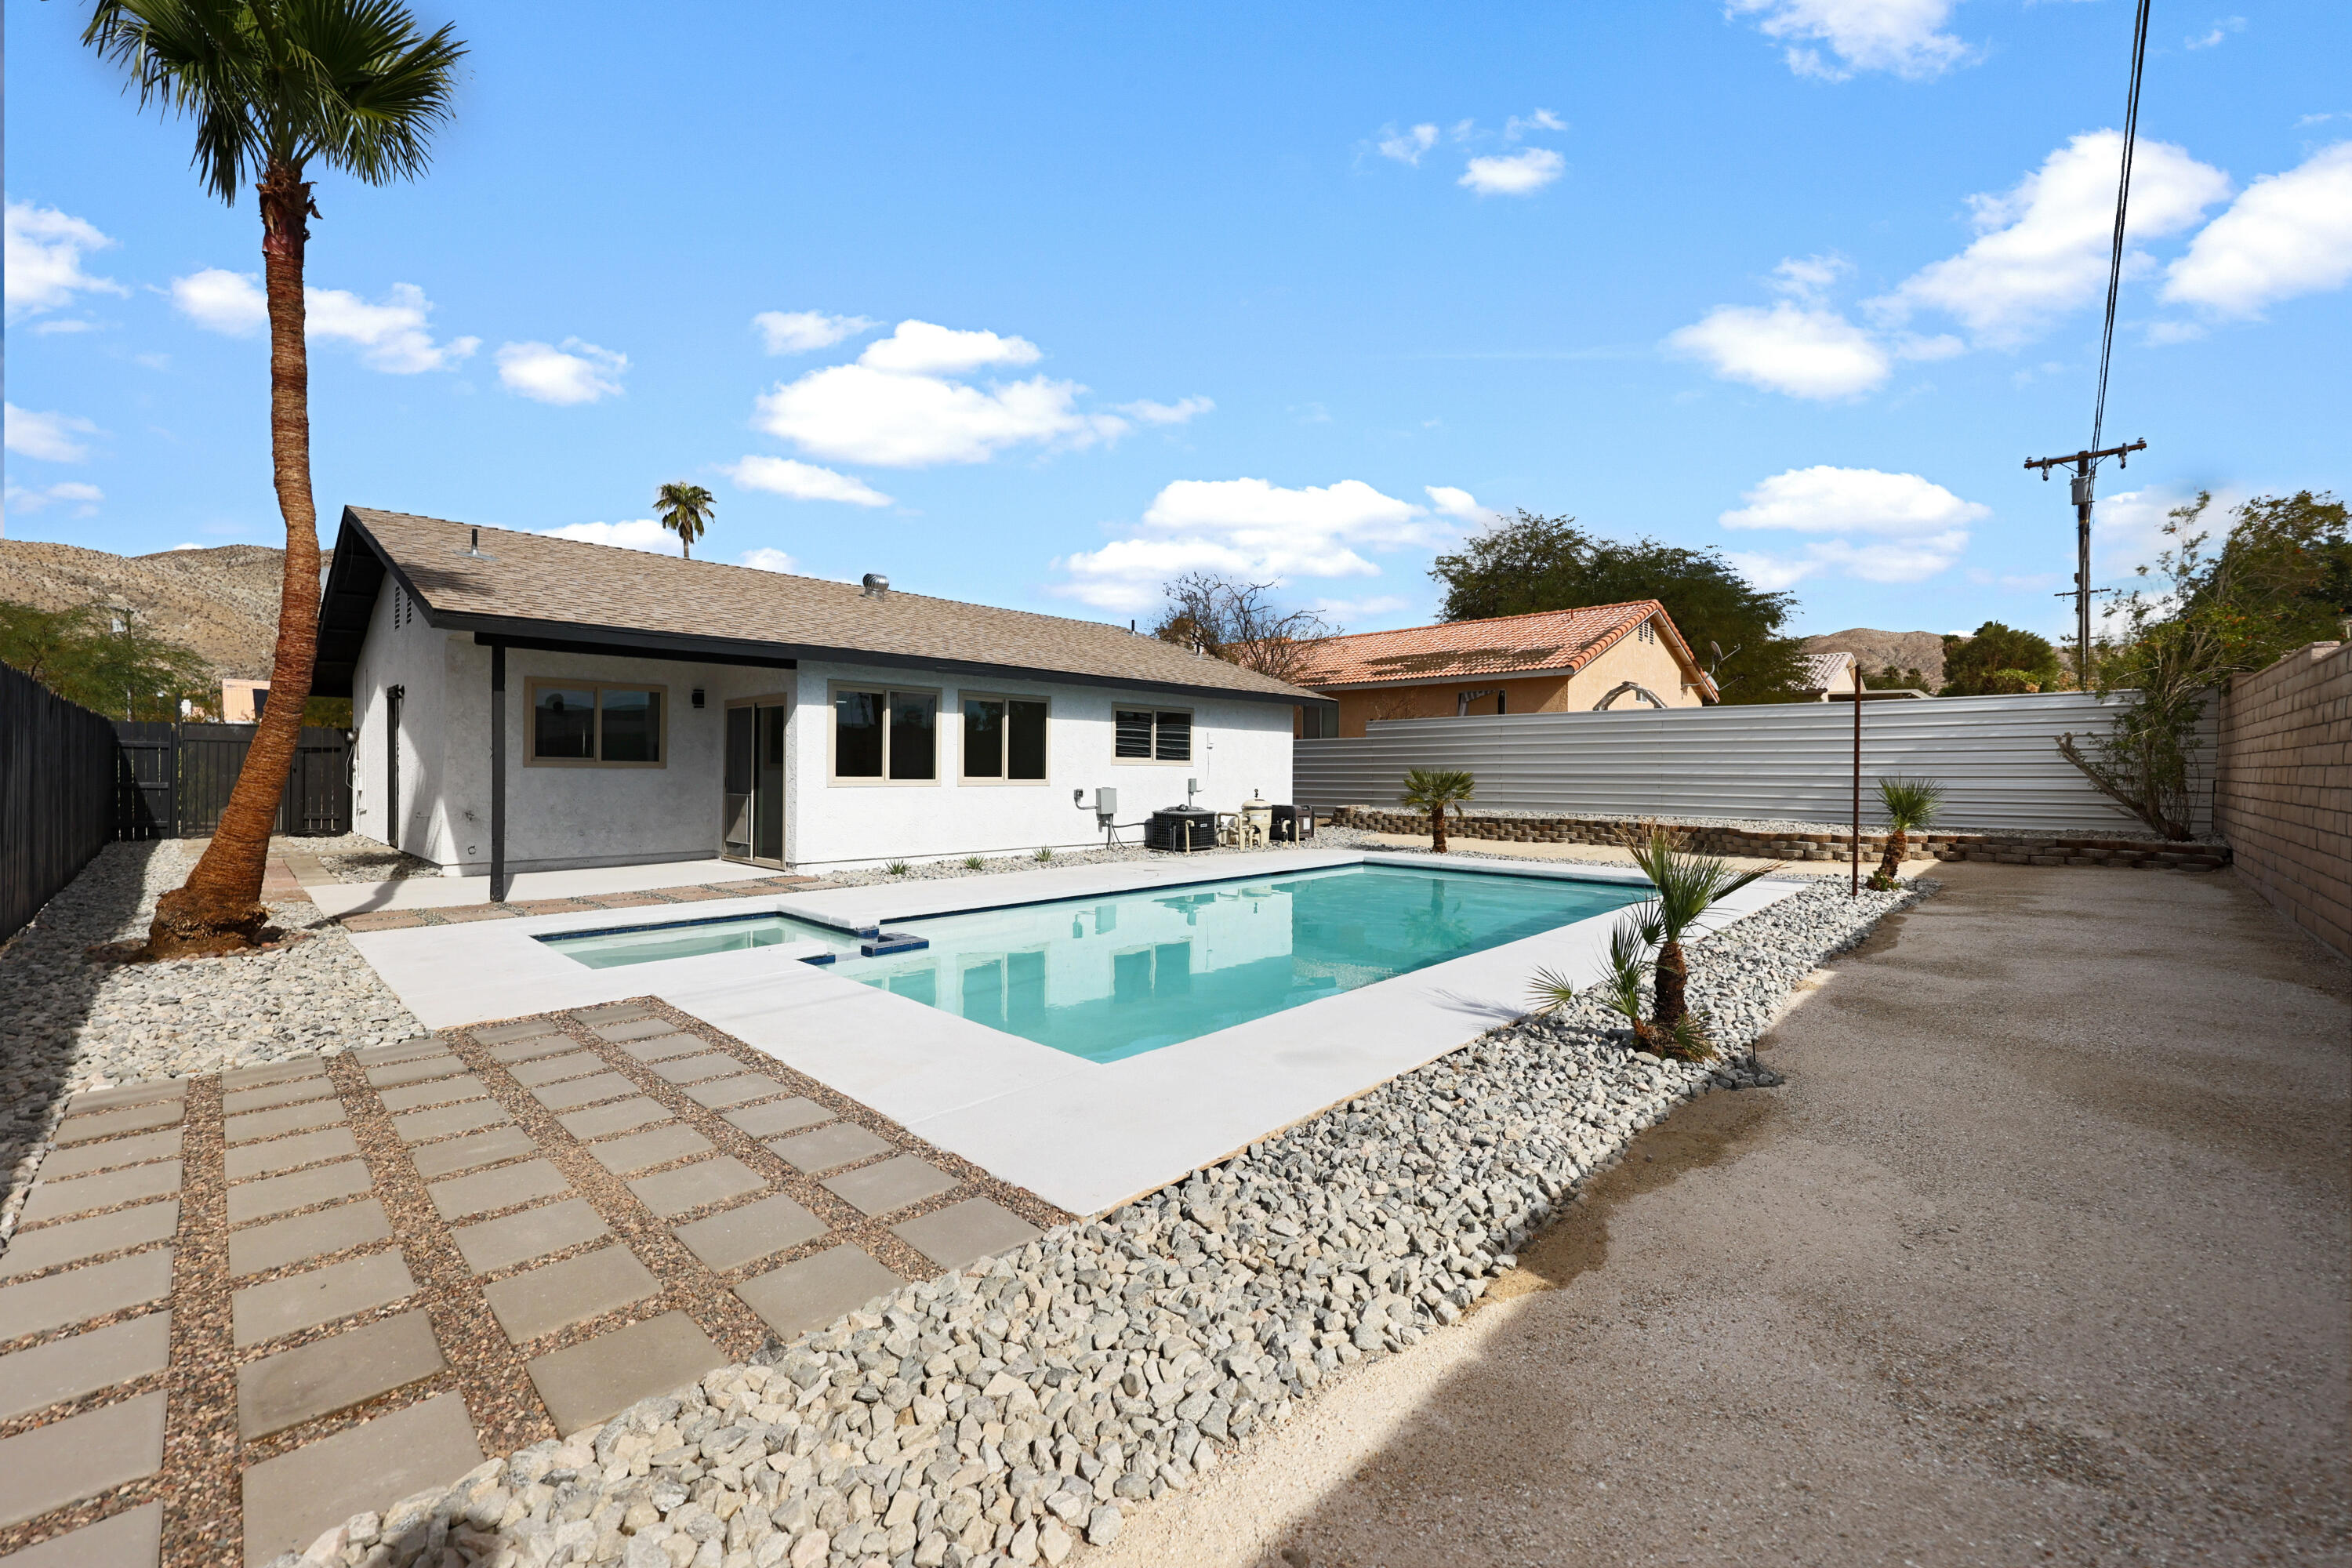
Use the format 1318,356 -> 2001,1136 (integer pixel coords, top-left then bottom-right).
348,851 -> 1806,1216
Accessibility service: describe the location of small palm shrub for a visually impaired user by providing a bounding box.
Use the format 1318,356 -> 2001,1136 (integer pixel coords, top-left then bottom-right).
1871,776 -> 1944,886
886,861 -> 909,877
1400,768 -> 1476,853
963,855 -> 985,871
1033,846 -> 1054,862
1628,829 -> 1778,1032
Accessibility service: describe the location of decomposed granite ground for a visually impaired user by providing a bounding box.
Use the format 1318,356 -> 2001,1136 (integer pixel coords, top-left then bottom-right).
0,1000 -> 1065,1568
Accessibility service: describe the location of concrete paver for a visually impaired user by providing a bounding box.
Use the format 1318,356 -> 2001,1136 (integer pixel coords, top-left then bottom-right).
230,1253 -> 417,1348
16,1162 -> 181,1228
684,1074 -> 785,1109
224,1099 -> 346,1145
51,1102 -> 183,1146
476,1020 -> 561,1044
488,1031 -> 576,1063
450,1198 -> 610,1275
219,1060 -> 324,1091
0,1312 -> 171,1421
239,1396 -> 483,1568
426,1160 -> 569,1221
235,1311 -> 444,1439
228,1200 -> 392,1279
0,1203 -> 177,1280
646,1052 -> 739,1085
619,1032 -> 712,1063
524,1311 -> 722,1436
590,1017 -> 675,1042
672,1194 -> 826,1272
482,1246 -> 660,1342
374,1075 -> 487,1113
505,1051 -> 604,1087
734,1246 -> 906,1338
361,1055 -> 462,1089
220,1079 -> 334,1116
408,1126 -> 538,1180
225,1128 -> 359,1181
0,1249 -> 174,1340
824,1155 -> 956,1218
893,1199 -> 1043,1271
530,1073 -> 637,1111
0,1392 -> 166,1527
586,1123 -> 712,1175
225,1160 -> 372,1226
726,1098 -> 829,1138
771,1123 -> 891,1174
66,1081 -> 185,1112
557,1098 -> 670,1141
34,1130 -> 180,1182
0,1500 -> 162,1568
391,1099 -> 508,1144
627,1157 -> 764,1218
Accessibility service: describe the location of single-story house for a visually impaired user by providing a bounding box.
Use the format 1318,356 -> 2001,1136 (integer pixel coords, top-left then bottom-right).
221,677 -> 271,722
1795,652 -> 1933,701
1284,601 -> 1716,739
310,509 -> 1319,881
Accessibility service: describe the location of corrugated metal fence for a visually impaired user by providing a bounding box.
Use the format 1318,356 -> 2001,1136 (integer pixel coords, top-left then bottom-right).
1295,691 -> 2214,834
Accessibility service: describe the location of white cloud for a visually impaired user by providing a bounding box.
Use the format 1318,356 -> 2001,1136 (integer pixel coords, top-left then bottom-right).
2161,142 -> 2352,318
1051,477 -> 1446,612
1116,396 -> 1214,426
1875,131 -> 2231,346
497,339 -> 627,405
3,478 -> 104,517
5,404 -> 100,463
724,456 -> 893,507
539,519 -> 678,555
34,319 -> 95,336
858,321 -> 1040,376
1423,485 -> 1495,524
5,201 -> 124,321
2184,16 -> 2245,49
1459,148 -> 1565,196
739,547 -> 802,573
1505,109 -> 1566,140
1377,124 -> 1439,165
1722,550 -> 1821,590
1726,0 -> 1972,81
172,268 -> 268,333
1308,594 -> 1412,619
1771,253 -> 1850,299
753,310 -> 877,355
754,365 -> 1120,467
1664,301 -> 1890,398
1719,465 -> 1987,584
173,270 -> 478,369
1892,331 -> 1965,360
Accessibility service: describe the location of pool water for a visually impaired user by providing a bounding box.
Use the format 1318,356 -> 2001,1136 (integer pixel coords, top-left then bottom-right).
547,864 -> 1646,1063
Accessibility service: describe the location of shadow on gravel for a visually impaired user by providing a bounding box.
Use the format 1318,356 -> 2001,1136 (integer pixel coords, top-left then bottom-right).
0,840 -> 160,1215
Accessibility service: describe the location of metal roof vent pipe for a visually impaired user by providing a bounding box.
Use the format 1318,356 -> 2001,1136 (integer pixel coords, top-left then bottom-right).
862,573 -> 890,599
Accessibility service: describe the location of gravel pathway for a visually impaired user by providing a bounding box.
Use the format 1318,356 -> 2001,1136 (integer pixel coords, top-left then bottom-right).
264,876 -> 1929,1568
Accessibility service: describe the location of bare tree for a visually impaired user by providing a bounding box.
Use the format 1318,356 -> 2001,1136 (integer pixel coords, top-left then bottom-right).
1152,573 -> 1339,684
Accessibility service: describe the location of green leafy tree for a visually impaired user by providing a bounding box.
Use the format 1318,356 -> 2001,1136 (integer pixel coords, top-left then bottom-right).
0,601 -> 215,720
2063,491 -> 2350,839
1428,510 -> 1809,702
1863,663 -> 1925,691
1940,622 -> 2063,695
85,0 -> 466,956
654,481 -> 716,558
1400,767 -> 1475,853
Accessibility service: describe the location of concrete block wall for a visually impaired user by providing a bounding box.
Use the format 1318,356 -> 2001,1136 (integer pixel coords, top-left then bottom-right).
2215,641 -> 2351,960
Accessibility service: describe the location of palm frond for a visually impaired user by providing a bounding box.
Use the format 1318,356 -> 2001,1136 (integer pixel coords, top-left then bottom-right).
1628,827 -> 1782,941
1875,775 -> 1945,833
1399,767 -> 1476,811
1525,966 -> 1580,1017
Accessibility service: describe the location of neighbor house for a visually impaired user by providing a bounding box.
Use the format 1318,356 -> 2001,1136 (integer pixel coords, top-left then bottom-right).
1284,601 -> 1716,738
1793,652 -> 1932,701
311,510 -> 1316,879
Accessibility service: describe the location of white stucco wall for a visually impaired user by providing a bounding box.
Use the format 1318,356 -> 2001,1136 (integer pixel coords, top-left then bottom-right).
350,579 -> 452,856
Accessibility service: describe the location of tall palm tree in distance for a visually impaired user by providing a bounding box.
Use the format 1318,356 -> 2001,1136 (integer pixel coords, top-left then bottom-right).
655,483 -> 716,559
86,0 -> 465,956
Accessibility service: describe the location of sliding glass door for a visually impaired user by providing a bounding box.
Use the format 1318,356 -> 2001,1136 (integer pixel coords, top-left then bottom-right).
722,698 -> 789,866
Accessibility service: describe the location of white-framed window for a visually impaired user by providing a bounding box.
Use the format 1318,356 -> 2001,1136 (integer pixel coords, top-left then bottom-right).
1113,706 -> 1192,764
960,694 -> 1050,783
526,679 -> 666,767
831,683 -> 940,783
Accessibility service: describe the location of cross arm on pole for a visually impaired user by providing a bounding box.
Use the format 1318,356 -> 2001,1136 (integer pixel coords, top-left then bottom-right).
2023,437 -> 2147,474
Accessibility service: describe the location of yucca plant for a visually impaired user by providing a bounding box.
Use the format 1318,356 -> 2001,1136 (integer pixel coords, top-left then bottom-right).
1401,768 -> 1476,853
1627,829 -> 1780,1031
1033,846 -> 1054,862
962,855 -> 985,871
1871,776 -> 1944,887
885,861 -> 909,877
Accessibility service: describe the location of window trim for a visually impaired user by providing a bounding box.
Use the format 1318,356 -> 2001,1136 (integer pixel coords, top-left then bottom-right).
957,691 -> 1053,786
523,677 -> 670,769
1110,704 -> 1196,766
827,681 -> 943,786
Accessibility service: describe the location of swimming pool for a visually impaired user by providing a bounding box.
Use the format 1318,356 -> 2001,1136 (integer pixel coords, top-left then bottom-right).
540,863 -> 1650,1063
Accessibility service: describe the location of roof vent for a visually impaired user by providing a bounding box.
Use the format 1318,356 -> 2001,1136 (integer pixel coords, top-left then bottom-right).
454,526 -> 495,561
862,573 -> 890,599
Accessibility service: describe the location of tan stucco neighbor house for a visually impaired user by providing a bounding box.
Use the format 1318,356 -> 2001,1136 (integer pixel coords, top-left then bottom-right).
1287,601 -> 1716,738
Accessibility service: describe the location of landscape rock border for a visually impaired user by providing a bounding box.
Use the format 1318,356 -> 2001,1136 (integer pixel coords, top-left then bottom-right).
269,875 -> 1933,1568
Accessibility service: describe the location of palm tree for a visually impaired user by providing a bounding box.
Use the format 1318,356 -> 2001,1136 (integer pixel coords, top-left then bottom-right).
1400,768 -> 1475,853
655,482 -> 715,558
1871,776 -> 1944,887
86,0 -> 464,957
1626,827 -> 1779,1033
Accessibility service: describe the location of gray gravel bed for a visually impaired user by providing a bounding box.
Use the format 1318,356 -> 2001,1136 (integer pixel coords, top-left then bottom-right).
275,875 -> 1929,1568
284,832 -> 442,884
0,839 -> 422,1234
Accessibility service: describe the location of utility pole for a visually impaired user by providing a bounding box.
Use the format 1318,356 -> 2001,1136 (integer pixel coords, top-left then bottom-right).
2024,438 -> 2145,687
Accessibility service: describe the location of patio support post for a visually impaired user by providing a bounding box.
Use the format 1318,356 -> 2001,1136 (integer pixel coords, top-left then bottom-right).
490,641 -> 506,904
1850,660 -> 1862,897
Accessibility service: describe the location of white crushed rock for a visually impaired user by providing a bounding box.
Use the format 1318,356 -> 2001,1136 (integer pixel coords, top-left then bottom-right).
1342,805 -> 2220,844
273,877 -> 1931,1568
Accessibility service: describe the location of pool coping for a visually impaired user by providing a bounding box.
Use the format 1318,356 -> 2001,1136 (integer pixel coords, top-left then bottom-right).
350,850 -> 1806,1215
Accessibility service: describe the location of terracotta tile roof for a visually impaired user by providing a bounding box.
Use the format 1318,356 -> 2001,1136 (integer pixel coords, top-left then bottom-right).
336,509 -> 1316,702
1286,601 -> 1715,699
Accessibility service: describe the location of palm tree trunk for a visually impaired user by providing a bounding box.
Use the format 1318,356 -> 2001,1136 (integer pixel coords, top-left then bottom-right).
1875,828 -> 1907,882
1652,938 -> 1688,1028
147,164 -> 320,958
1431,804 -> 1448,854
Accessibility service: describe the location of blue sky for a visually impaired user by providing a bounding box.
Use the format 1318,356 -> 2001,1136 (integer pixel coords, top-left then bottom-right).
7,1 -> 2348,642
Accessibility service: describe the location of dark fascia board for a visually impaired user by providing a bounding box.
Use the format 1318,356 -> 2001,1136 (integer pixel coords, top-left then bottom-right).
312,514 -> 392,698
330,506 -> 1309,707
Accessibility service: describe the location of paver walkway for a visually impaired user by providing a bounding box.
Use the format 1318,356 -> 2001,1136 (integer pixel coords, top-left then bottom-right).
0,1000 -> 1063,1568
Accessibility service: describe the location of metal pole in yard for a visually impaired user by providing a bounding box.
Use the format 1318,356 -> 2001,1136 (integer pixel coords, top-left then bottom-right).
490,643 -> 506,905
1851,661 -> 1863,897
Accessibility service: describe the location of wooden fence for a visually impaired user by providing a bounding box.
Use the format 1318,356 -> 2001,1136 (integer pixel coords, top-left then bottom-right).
2,665 -> 122,943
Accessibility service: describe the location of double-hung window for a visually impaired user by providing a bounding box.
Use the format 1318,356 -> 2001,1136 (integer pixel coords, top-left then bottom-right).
527,680 -> 665,766
833,685 -> 938,782
961,695 -> 1049,782
1113,707 -> 1192,762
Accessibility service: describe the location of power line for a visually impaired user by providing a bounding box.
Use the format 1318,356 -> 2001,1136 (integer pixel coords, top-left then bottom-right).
2091,0 -> 2154,457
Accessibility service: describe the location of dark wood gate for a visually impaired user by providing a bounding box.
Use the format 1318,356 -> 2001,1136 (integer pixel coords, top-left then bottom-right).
112,723 -> 351,838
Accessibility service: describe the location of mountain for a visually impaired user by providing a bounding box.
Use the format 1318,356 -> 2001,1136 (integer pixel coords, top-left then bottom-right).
0,541 -> 328,682
1802,628 -> 1949,692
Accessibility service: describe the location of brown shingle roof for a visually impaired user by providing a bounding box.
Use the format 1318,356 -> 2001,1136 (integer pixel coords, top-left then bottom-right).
341,509 -> 1316,702
1286,600 -> 1715,698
